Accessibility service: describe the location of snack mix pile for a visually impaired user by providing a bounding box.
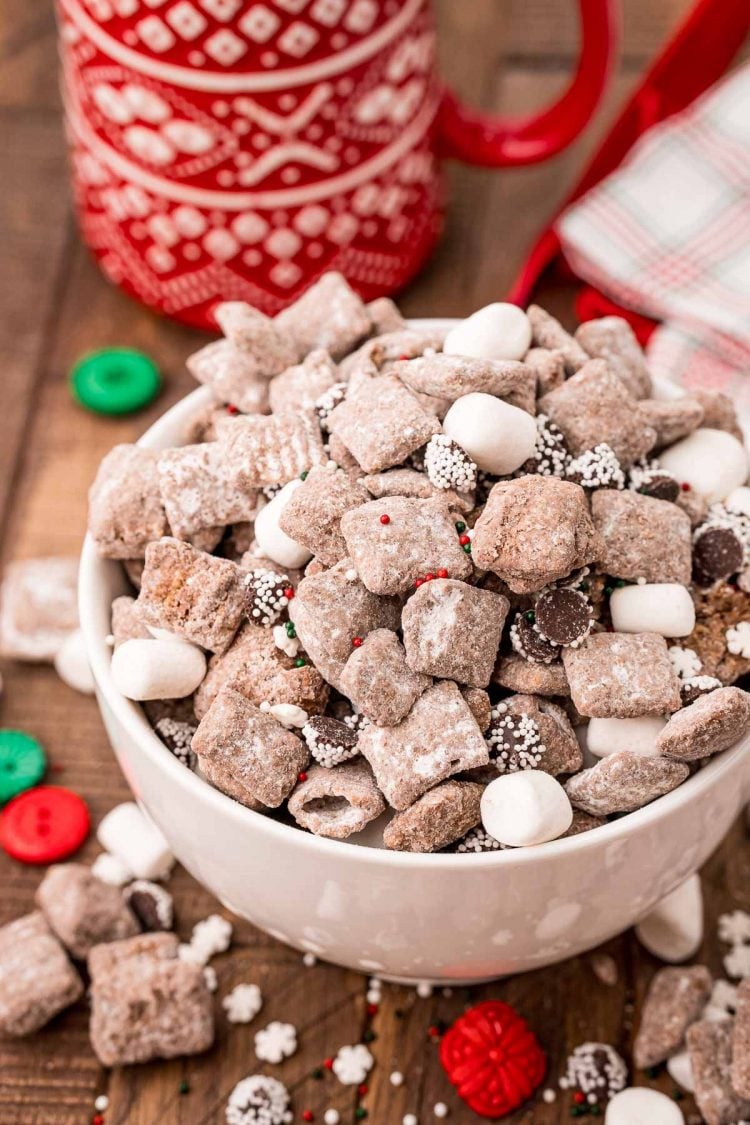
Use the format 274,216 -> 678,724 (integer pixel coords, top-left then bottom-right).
88,273 -> 750,853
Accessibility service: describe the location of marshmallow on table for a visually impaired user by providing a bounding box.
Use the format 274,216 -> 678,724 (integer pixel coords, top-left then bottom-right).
111,638 -> 206,700
609,584 -> 695,638
605,1087 -> 684,1124
442,393 -> 538,476
587,716 -> 666,759
658,428 -> 748,503
54,628 -> 95,694
635,874 -> 703,963
253,480 -> 313,570
97,802 -> 174,880
480,770 -> 573,847
443,303 -> 532,362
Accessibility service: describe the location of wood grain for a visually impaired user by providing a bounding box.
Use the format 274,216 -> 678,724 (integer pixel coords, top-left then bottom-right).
0,1 -> 747,1122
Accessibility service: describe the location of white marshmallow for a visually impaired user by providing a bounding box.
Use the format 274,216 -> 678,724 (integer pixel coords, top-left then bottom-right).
587,716 -> 666,759
442,392 -> 538,476
480,770 -> 572,847
91,851 -> 133,887
658,428 -> 748,503
666,1050 -> 694,1093
254,480 -> 313,570
146,625 -> 191,643
111,638 -> 206,701
725,485 -> 750,517
97,801 -> 174,880
605,1087 -> 684,1124
443,302 -> 532,362
635,874 -> 703,963
268,702 -> 308,729
609,583 -> 695,637
54,628 -> 95,694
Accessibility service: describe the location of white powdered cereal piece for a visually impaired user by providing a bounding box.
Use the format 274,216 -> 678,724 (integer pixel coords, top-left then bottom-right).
443,303 -> 532,362
609,584 -> 695,638
605,1087 -> 683,1124
658,428 -> 748,503
54,629 -> 95,694
443,393 -> 537,475
222,983 -> 263,1024
480,771 -> 572,847
332,1043 -> 374,1085
668,646 -> 702,679
255,1021 -> 298,1064
635,874 -> 703,962
91,851 -> 133,887
587,716 -> 666,759
97,802 -> 174,880
254,481 -> 313,570
111,638 -> 207,701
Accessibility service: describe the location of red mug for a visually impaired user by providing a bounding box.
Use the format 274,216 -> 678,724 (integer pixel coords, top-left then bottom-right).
56,0 -> 619,328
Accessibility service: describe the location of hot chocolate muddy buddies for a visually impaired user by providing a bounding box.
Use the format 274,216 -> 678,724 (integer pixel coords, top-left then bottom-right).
88,274 -> 750,853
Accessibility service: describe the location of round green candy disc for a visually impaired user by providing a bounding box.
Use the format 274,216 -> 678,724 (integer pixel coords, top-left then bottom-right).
0,731 -> 46,805
70,348 -> 161,415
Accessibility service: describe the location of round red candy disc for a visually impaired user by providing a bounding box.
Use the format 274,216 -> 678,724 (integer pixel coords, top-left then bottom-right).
439,1000 -> 546,1118
0,786 -> 90,864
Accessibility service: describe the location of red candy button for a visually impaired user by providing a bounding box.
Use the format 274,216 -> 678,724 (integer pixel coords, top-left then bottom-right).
439,1000 -> 546,1118
0,786 -> 90,864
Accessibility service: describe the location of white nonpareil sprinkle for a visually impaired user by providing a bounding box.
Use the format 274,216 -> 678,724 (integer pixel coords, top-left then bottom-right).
416,981 -> 433,999
560,1042 -> 627,1102
433,1103 -> 448,1118
244,569 -> 291,628
454,826 -> 505,853
542,1088 -> 556,1104
487,703 -> 546,772
324,1111 -> 340,1125
366,988 -> 381,1005
390,1071 -> 404,1087
225,1074 -> 292,1125
726,621 -> 750,659
525,413 -> 569,478
179,914 -> 233,967
303,952 -> 317,967
223,983 -> 263,1024
403,1115 -> 418,1125
94,1095 -> 109,1112
667,645 -> 702,680
331,1043 -> 374,1085
254,1021 -> 298,1064
91,851 -> 133,887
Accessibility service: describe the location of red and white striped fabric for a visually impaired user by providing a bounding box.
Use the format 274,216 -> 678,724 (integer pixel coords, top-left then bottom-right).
559,63 -> 750,410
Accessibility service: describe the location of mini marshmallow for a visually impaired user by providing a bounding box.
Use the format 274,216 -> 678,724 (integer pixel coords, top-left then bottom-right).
726,485 -> 750,517
635,874 -> 703,963
54,629 -> 95,694
658,428 -> 748,503
666,1050 -> 695,1093
587,716 -> 666,759
443,393 -> 538,476
111,638 -> 206,701
443,303 -> 532,362
609,584 -> 696,638
604,1087 -> 684,1124
480,770 -> 573,847
91,852 -> 133,887
254,480 -> 313,570
97,802 -> 174,880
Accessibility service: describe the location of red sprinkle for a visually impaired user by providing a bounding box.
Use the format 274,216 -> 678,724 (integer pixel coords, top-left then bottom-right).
283,587 -> 295,600
428,1025 -> 441,1038
459,534 -> 470,546
379,514 -> 391,525
298,772 -> 308,783
398,353 -> 409,360
424,573 -> 435,582
226,404 -> 239,415
573,1091 -> 585,1105
437,568 -> 448,579
323,1057 -> 335,1070
366,1003 -> 379,1017
302,1112 -> 315,1122
93,1117 -> 105,1125
681,482 -> 691,492
352,637 -> 363,648
358,1084 -> 369,1096
414,578 -> 424,588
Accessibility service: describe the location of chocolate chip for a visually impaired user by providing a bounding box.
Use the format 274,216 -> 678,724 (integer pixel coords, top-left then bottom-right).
535,587 -> 593,647
511,613 -> 560,664
638,473 -> 680,503
693,527 -> 744,582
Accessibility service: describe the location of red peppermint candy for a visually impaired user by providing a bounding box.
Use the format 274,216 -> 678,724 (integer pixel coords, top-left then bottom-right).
439,1000 -> 546,1118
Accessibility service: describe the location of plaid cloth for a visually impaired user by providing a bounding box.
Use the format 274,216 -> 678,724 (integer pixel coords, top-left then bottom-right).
559,63 -> 750,409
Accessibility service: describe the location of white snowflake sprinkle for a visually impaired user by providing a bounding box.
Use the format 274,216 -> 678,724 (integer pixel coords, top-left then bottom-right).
724,943 -> 750,980
331,1043 -> 374,1085
179,914 -> 233,966
223,983 -> 263,1024
668,646 -> 702,680
719,910 -> 750,946
254,1021 -> 298,1064
225,1074 -> 292,1125
726,622 -> 750,659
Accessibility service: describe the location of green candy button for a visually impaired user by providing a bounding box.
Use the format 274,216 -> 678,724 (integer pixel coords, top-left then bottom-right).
70,348 -> 162,415
0,731 -> 46,805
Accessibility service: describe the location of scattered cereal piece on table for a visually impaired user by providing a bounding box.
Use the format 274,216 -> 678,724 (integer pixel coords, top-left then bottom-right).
35,862 -> 139,959
97,801 -> 174,880
687,1018 -> 750,1125
0,556 -> 79,661
634,965 -> 712,1068
0,911 -> 83,1036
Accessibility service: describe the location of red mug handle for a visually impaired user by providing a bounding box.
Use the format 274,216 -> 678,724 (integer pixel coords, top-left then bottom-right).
437,0 -> 620,167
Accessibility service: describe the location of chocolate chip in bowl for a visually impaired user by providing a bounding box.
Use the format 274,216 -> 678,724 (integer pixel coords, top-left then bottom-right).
79,277 -> 750,981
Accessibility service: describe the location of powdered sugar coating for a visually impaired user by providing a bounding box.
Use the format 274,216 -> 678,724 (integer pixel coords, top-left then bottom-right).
565,751 -> 689,816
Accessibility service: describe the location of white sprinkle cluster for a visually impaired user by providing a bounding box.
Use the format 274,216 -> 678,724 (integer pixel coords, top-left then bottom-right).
225,1074 -> 292,1125
682,674 -> 722,700
487,703 -> 546,772
424,433 -> 478,492
525,413 -> 569,477
454,826 -> 505,853
727,621 -> 750,659
223,983 -> 263,1024
559,1042 -> 627,1102
154,717 -> 196,766
667,645 -> 702,680
566,443 -> 625,489
179,914 -> 233,967
245,569 -> 290,627
254,1020 -> 298,1064
315,382 -> 347,431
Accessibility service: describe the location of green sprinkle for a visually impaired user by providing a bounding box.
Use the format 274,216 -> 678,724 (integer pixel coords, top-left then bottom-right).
294,657 -> 306,667
285,621 -> 296,638
363,1029 -> 377,1043
300,470 -> 309,480
355,1109 -> 367,1119
179,1080 -> 190,1095
645,1066 -> 659,1079
578,581 -> 590,592
604,586 -> 613,596
614,578 -> 626,588
570,1108 -> 582,1118
312,1067 -> 324,1080
525,611 -> 535,622
455,521 -> 466,533
590,1107 -> 601,1117
672,1090 -> 684,1101
462,543 -> 472,553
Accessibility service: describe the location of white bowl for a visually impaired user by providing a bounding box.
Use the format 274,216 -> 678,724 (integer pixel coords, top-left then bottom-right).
79,320 -> 750,984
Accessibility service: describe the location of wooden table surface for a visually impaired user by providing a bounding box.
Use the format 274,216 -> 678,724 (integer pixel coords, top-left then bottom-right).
1,2 -> 749,1122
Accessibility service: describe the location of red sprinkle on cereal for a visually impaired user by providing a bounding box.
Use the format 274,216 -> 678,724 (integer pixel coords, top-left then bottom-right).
379,514 -> 391,525
352,637 -> 363,648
